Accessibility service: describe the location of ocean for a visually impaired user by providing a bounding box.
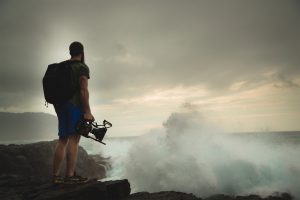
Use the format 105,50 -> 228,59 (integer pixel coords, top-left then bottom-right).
79,131 -> 300,199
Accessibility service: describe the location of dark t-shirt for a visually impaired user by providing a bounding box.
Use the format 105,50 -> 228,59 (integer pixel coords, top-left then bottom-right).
69,61 -> 90,108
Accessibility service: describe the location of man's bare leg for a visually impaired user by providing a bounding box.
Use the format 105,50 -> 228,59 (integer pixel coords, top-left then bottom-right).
53,138 -> 68,176
66,134 -> 81,177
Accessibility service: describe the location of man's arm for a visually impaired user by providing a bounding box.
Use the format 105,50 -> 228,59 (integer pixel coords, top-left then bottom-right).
79,75 -> 94,121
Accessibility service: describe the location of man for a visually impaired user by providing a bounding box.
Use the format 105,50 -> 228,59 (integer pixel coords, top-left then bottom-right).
52,41 -> 95,184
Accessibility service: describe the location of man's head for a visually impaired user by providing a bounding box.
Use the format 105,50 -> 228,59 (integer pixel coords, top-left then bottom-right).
69,41 -> 85,62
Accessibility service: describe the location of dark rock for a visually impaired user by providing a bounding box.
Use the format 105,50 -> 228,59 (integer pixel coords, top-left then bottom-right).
32,181 -> 108,200
105,180 -> 131,199
0,175 -> 130,200
126,191 -> 200,200
0,140 -> 108,180
126,192 -> 293,200
206,194 -> 234,200
235,193 -> 293,200
266,193 -> 293,200
235,194 -> 262,200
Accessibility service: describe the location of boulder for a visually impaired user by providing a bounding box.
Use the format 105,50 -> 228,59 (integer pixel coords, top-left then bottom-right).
0,140 -> 107,180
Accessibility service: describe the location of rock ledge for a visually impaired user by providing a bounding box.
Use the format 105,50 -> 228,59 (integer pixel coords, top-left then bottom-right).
0,175 -> 130,200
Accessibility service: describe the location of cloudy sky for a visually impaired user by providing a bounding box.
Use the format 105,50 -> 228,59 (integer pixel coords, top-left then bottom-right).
0,0 -> 299,136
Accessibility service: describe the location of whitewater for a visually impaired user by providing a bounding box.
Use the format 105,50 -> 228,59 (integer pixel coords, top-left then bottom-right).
81,107 -> 300,199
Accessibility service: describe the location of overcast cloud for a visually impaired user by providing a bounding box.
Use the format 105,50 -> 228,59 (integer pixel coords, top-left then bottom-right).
0,0 -> 299,134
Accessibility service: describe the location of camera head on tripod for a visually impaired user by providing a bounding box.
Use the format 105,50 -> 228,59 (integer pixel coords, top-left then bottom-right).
76,119 -> 112,145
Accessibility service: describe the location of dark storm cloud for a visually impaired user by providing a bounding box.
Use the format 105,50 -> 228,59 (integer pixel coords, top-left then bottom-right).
0,0 -> 299,108
85,0 -> 300,101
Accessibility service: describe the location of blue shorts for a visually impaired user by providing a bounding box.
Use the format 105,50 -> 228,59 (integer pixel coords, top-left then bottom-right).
54,102 -> 83,138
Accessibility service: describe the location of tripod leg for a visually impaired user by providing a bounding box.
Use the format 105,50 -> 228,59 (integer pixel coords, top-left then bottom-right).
86,135 -> 106,145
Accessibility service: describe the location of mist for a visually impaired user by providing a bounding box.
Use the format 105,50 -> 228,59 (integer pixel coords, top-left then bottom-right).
119,105 -> 300,198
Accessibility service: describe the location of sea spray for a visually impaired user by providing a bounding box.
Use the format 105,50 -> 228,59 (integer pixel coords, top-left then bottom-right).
121,106 -> 300,198
81,137 -> 136,180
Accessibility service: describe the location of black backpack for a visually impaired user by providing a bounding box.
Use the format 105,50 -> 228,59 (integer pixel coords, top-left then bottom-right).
42,60 -> 78,105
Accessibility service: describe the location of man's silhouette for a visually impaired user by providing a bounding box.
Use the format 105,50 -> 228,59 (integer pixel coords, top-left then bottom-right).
52,41 -> 94,184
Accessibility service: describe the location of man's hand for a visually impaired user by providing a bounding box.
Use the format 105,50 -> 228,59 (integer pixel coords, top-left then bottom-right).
83,112 -> 95,122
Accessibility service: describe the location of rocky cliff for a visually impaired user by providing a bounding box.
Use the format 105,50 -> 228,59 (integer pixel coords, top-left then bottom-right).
0,140 -> 108,180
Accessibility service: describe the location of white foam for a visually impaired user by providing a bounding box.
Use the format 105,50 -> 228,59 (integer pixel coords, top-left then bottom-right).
119,108 -> 300,199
